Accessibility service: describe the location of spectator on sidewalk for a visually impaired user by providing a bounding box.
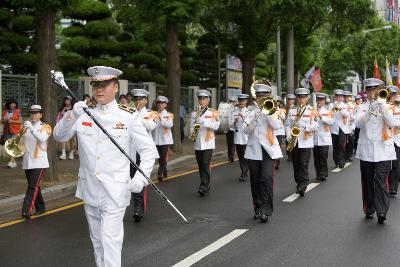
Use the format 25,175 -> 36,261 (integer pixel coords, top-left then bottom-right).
119,94 -> 128,105
21,105 -> 51,219
1,98 -> 22,168
180,103 -> 186,142
56,96 -> 76,160
83,94 -> 94,108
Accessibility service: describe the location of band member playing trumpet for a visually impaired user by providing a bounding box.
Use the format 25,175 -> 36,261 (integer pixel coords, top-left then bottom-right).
243,84 -> 283,223
284,88 -> 318,197
229,94 -> 250,181
190,90 -> 220,196
356,78 -> 396,223
388,88 -> 400,196
20,105 -> 51,219
313,94 -> 334,181
131,88 -> 159,222
152,96 -> 173,182
330,89 -> 349,169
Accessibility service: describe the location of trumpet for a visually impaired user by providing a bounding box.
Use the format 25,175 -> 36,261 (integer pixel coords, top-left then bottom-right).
5,127 -> 27,157
373,87 -> 391,103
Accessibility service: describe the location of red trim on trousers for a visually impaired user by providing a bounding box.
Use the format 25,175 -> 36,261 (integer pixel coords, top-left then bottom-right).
361,176 -> 367,214
166,145 -> 170,162
28,169 -> 44,215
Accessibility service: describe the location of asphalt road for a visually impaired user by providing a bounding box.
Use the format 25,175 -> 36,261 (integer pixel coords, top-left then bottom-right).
1,152 -> 400,267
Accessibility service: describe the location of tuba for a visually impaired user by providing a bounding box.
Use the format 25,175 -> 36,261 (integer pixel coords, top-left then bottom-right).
5,127 -> 27,157
286,105 -> 304,153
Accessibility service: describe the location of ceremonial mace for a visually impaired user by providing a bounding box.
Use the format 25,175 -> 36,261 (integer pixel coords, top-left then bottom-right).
51,70 -> 189,224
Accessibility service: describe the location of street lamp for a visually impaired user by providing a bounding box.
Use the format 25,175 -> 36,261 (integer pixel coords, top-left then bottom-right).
363,25 -> 392,80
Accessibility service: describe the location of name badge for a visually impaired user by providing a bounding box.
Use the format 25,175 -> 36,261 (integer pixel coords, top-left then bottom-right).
82,121 -> 93,127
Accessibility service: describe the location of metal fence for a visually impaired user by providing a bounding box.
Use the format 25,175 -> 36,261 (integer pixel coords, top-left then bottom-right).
1,74 -> 81,116
1,74 -> 196,116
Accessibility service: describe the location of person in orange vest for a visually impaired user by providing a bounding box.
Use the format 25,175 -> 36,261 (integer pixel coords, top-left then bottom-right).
21,105 -> 51,219
1,98 -> 22,168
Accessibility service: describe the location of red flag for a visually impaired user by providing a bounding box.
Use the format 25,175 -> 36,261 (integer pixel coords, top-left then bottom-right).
374,59 -> 381,79
310,68 -> 322,92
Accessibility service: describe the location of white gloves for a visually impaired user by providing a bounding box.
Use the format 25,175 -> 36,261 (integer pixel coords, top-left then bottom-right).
128,174 -> 148,193
24,121 -> 34,131
393,120 -> 400,128
72,101 -> 88,119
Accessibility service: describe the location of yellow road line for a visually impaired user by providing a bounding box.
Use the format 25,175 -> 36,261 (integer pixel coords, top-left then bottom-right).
0,160 -> 231,229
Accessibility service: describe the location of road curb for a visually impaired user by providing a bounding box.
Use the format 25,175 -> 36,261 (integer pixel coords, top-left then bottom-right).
0,150 -> 228,216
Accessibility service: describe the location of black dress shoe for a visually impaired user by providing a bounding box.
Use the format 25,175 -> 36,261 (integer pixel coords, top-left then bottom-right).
377,214 -> 386,224
198,189 -> 205,197
260,214 -> 269,223
253,212 -> 261,220
365,213 -> 374,219
133,213 -> 142,223
239,176 -> 246,182
34,210 -> 46,216
229,158 -> 234,162
22,213 -> 31,219
389,190 -> 397,196
320,176 -> 326,181
339,165 -> 345,169
298,190 -> 305,197
158,176 -> 163,182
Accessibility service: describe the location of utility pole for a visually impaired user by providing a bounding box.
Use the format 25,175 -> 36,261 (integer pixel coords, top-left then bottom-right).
276,26 -> 281,95
286,26 -> 294,94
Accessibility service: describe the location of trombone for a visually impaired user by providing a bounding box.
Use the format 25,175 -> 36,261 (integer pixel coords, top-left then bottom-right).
249,79 -> 277,117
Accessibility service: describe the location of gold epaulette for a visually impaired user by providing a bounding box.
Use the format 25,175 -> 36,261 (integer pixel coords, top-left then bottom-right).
118,104 -> 135,113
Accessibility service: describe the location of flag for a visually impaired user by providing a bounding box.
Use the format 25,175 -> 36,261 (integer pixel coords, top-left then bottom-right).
310,68 -> 322,92
300,65 -> 315,88
397,57 -> 400,90
373,59 -> 380,80
386,56 -> 393,85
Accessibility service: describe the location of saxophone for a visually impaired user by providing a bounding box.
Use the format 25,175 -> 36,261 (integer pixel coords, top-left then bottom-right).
286,104 -> 304,153
190,106 -> 203,142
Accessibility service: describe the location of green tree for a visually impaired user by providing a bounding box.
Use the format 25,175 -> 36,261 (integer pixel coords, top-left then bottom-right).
114,0 -> 204,153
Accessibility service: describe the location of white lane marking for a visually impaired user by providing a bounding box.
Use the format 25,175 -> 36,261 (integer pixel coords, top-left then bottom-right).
331,162 -> 352,173
282,183 -> 320,203
172,229 -> 248,267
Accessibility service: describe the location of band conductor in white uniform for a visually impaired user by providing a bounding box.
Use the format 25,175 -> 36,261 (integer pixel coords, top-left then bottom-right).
53,66 -> 158,267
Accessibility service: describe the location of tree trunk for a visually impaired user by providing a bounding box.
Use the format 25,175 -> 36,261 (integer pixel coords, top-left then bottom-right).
286,26 -> 295,94
166,21 -> 182,154
37,9 -> 59,181
241,56 -> 256,95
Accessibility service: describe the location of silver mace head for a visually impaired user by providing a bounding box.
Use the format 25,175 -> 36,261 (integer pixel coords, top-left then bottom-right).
50,70 -> 68,89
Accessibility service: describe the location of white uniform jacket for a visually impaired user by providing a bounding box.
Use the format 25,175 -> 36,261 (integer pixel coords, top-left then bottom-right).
243,108 -> 283,160
137,107 -> 158,135
284,105 -> 319,149
229,107 -> 250,145
345,102 -> 356,132
390,104 -> 400,147
313,106 -> 333,146
22,121 -> 51,170
190,107 -> 220,150
53,100 -> 158,207
275,108 -> 286,136
152,109 -> 173,145
330,102 -> 350,134
355,101 -> 396,162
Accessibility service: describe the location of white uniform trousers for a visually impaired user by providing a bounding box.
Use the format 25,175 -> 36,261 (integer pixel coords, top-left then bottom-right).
84,183 -> 126,267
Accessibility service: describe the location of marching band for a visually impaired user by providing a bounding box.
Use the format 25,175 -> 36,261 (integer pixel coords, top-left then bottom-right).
7,64 -> 400,267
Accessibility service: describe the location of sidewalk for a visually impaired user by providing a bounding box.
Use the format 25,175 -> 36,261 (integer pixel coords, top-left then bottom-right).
0,134 -> 229,217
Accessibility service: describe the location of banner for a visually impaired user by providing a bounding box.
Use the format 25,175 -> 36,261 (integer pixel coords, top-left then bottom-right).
374,59 -> 381,80
310,68 -> 322,92
226,55 -> 242,71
